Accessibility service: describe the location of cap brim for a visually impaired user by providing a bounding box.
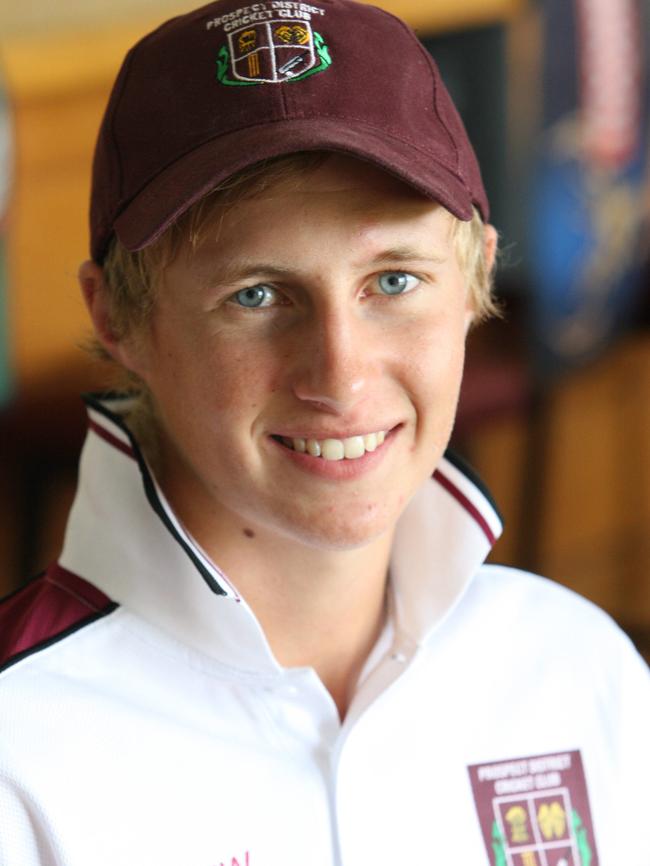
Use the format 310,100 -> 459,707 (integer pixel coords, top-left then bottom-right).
110,117 -> 480,258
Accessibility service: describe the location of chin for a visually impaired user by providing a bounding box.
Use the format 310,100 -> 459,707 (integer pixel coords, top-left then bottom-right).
274,500 -> 399,552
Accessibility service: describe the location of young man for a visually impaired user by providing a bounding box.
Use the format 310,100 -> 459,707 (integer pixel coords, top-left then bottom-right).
1,1 -> 648,864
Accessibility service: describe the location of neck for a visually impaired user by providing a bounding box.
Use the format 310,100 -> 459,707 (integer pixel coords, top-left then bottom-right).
222,527 -> 393,719
187,505 -> 393,719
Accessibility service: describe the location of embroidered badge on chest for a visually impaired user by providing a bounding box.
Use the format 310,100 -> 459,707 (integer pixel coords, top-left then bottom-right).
468,750 -> 599,865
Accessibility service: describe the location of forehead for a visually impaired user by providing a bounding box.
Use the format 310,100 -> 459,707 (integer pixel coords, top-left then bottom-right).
236,153 -> 443,214
183,154 -> 453,264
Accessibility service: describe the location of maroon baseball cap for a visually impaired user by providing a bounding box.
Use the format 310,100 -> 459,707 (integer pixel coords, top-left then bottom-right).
90,0 -> 489,263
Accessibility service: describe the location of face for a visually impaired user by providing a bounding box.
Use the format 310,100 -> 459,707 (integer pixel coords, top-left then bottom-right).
118,156 -> 482,552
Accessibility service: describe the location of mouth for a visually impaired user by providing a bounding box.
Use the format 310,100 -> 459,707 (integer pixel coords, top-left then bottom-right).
271,429 -> 390,462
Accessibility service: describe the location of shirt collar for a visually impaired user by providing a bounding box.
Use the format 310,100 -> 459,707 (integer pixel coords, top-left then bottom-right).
391,452 -> 502,645
59,395 -> 502,672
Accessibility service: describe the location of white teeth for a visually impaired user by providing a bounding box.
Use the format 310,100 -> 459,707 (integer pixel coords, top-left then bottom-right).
343,436 -> 365,459
363,432 -> 378,452
321,439 -> 345,461
306,438 -> 321,457
284,431 -> 388,460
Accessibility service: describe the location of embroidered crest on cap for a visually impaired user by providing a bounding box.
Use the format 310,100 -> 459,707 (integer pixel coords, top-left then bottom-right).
468,750 -> 599,865
217,19 -> 331,85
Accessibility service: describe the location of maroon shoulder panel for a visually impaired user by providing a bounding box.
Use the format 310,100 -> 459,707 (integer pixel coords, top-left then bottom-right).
0,564 -> 115,668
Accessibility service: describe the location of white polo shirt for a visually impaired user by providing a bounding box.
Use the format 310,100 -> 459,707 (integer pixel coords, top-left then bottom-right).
1,396 -> 648,866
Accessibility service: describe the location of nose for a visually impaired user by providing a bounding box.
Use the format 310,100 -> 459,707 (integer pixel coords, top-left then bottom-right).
290,306 -> 372,414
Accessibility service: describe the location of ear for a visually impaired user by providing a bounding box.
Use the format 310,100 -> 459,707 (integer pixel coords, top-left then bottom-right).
483,223 -> 498,273
78,260 -> 149,376
463,222 -> 499,334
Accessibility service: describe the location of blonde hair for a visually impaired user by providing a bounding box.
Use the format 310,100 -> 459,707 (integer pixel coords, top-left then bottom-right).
96,153 -> 499,431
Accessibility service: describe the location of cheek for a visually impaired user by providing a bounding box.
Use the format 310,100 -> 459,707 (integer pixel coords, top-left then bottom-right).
207,350 -> 279,414
404,314 -> 467,393
151,333 -> 282,419
402,318 -> 467,438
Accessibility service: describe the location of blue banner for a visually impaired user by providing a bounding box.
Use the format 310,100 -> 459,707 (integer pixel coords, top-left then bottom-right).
528,0 -> 648,377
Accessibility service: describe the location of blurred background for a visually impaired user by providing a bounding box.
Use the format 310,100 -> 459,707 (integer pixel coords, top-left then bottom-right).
0,0 -> 649,658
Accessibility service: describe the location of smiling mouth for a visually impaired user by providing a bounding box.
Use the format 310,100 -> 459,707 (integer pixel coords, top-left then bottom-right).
272,430 -> 388,461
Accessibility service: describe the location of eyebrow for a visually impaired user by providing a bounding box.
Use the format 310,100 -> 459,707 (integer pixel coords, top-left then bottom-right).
367,246 -> 448,267
197,247 -> 447,291
198,261 -> 294,290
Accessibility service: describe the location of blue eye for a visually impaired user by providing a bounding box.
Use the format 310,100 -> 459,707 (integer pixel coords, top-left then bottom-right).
232,285 -> 277,308
376,272 -> 419,295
